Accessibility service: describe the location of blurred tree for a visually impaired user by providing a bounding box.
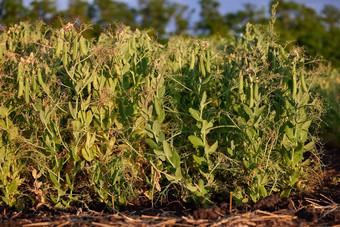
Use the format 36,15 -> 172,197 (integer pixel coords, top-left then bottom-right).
173,3 -> 191,35
322,4 -> 340,30
0,0 -> 27,25
197,0 -> 228,36
270,0 -> 340,67
92,0 -> 136,27
29,0 -> 57,23
138,0 -> 182,36
67,0 -> 91,23
225,4 -> 267,33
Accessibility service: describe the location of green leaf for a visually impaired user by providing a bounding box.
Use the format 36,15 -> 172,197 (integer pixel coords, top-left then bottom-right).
189,108 -> 201,122
145,138 -> 159,149
154,98 -> 162,117
207,141 -> 218,154
285,125 -> 295,141
188,135 -> 204,148
163,141 -> 174,167
256,105 -> 266,116
7,179 -> 18,195
200,91 -> 207,109
259,185 -> 267,197
49,172 -> 61,188
303,141 -> 314,152
65,173 -> 74,190
193,154 -> 205,165
82,148 -> 94,162
170,150 -> 181,169
280,188 -> 291,197
175,167 -> 183,180
201,75 -> 212,85
198,179 -> 207,194
85,110 -> 93,126
158,86 -> 166,98
152,120 -> 161,137
0,106 -> 9,118
243,104 -> 254,118
202,120 -> 213,134
154,149 -> 166,161
185,183 -> 197,192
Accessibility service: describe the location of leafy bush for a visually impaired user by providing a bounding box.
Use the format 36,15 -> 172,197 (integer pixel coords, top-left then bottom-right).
315,68 -> 340,147
0,12 -> 325,210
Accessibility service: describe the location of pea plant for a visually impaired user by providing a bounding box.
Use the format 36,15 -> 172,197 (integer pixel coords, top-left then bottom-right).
0,7 -> 326,211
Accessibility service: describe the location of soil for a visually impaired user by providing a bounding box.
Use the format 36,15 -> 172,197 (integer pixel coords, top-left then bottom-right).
1,147 -> 339,227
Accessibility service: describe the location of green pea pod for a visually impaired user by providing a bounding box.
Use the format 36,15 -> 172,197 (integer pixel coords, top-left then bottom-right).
292,72 -> 297,99
239,72 -> 244,94
114,64 -> 121,76
63,43 -> 68,67
87,83 -> 91,94
300,71 -> 308,93
72,38 -> 78,61
0,43 -> 6,57
37,69 -> 44,87
254,81 -> 259,102
189,52 -> 195,70
249,83 -> 254,108
25,79 -> 30,104
199,54 -> 206,77
279,45 -> 286,59
8,39 -> 14,52
18,77 -> 24,97
17,63 -> 23,81
56,38 -> 63,58
132,36 -> 136,49
32,71 -> 37,92
206,50 -> 211,73
80,37 -> 87,56
272,50 -> 276,71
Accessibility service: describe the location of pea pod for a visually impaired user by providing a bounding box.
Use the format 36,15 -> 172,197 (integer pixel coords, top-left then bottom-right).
17,63 -> 23,81
199,54 -> 206,77
80,37 -> 87,56
72,38 -> 78,61
206,50 -> 211,74
87,83 -> 91,94
56,38 -> 63,58
18,77 -> 24,97
279,45 -> 286,59
272,50 -> 277,71
8,39 -> 14,52
300,70 -> 308,93
25,78 -> 30,104
32,71 -> 37,92
132,36 -> 136,49
63,43 -> 68,67
254,80 -> 259,102
114,64 -> 121,76
292,72 -> 297,99
37,69 -> 44,87
0,43 -> 6,57
249,82 -> 254,108
189,52 -> 195,70
238,72 -> 244,94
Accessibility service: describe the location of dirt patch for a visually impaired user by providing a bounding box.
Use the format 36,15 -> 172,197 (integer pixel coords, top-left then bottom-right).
1,148 -> 339,226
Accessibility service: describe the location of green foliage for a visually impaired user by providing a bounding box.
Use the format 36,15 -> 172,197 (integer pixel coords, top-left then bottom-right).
0,16 -> 325,210
315,68 -> 340,147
